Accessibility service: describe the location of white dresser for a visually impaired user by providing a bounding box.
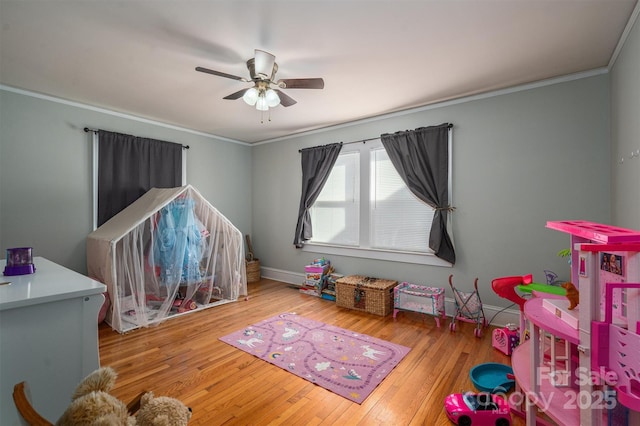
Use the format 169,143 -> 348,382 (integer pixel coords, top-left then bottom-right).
0,257 -> 106,425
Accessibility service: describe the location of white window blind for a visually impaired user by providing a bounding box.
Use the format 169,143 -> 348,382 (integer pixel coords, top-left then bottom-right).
370,147 -> 434,252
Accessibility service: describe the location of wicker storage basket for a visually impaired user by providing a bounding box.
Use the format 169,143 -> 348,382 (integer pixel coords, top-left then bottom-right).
246,259 -> 261,283
336,275 -> 398,316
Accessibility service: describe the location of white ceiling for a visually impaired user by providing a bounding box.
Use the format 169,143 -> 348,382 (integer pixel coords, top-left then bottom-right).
1,0 -> 637,144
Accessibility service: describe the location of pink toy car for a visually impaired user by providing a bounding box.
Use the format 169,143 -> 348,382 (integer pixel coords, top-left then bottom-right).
444,392 -> 511,426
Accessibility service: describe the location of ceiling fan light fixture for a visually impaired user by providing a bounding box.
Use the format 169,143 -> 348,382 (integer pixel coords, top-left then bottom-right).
256,95 -> 269,111
196,48 -> 324,119
243,87 -> 259,105
265,89 -> 280,107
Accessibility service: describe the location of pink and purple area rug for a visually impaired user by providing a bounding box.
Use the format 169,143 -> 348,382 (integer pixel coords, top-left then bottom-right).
219,312 -> 411,403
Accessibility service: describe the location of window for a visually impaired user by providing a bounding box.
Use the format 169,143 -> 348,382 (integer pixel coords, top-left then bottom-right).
310,151 -> 360,246
91,129 -> 186,229
307,139 -> 448,266
370,147 -> 434,252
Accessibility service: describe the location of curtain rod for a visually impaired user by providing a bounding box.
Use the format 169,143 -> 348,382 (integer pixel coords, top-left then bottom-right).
84,127 -> 190,149
298,123 -> 452,153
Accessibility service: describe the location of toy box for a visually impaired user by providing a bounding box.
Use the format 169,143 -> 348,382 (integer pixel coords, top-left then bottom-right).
336,275 -> 398,316
321,292 -> 336,301
305,271 -> 324,281
301,259 -> 332,297
326,273 -> 343,286
304,263 -> 330,275
303,262 -> 330,287
492,325 -> 520,356
300,275 -> 324,296
393,282 -> 445,326
300,286 -> 322,297
320,273 -> 341,301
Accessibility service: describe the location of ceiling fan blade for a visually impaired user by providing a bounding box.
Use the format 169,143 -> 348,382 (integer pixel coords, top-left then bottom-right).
274,89 -> 297,107
277,78 -> 324,89
254,49 -> 276,78
195,66 -> 248,82
223,88 -> 250,100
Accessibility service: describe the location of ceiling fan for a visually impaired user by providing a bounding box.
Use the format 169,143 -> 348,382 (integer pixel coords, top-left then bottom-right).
196,49 -> 324,111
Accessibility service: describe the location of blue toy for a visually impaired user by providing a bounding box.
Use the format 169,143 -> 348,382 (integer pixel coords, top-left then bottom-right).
470,363 -> 515,393
151,198 -> 205,284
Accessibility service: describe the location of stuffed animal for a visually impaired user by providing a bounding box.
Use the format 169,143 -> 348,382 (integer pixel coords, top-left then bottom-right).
136,391 -> 192,426
56,367 -> 191,426
562,282 -> 580,310
56,367 -> 134,426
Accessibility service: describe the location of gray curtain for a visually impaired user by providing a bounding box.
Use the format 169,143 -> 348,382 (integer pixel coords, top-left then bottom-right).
98,130 -> 183,227
380,123 -> 455,264
294,143 -> 343,247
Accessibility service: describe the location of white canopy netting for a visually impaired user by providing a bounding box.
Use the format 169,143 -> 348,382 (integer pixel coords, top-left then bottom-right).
87,185 -> 246,333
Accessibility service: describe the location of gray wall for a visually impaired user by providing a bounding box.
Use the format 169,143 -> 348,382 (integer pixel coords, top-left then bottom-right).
0,71 -> 620,308
251,75 -> 611,307
0,90 -> 252,273
611,14 -> 640,230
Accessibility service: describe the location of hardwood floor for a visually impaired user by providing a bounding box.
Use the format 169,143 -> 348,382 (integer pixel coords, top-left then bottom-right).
99,279 -> 526,425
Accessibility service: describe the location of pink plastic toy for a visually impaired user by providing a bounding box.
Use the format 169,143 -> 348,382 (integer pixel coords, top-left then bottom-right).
492,324 -> 520,356
448,275 -> 487,337
491,274 -> 531,310
393,282 -> 445,327
491,274 -> 566,342
592,282 -> 640,413
444,392 -> 511,425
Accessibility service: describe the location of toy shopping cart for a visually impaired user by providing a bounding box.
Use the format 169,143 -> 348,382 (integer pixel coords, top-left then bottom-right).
448,274 -> 488,338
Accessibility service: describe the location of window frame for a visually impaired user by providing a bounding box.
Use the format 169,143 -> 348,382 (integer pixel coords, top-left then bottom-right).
303,137 -> 453,267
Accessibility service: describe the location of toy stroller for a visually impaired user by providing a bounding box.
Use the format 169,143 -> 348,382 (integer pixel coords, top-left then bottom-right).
448,274 -> 488,337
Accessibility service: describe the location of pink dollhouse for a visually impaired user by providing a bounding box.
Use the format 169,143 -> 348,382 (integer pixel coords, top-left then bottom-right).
510,220 -> 640,426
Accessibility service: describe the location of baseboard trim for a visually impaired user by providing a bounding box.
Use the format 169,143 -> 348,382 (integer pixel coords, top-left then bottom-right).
261,266 -> 303,286
260,266 -> 520,327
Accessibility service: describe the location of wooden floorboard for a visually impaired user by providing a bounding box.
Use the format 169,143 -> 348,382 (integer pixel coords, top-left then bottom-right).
99,279 -> 526,425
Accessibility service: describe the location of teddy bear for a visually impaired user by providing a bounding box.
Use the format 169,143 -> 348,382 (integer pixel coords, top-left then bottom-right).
56,366 -> 191,426
562,281 -> 580,310
136,391 -> 192,426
